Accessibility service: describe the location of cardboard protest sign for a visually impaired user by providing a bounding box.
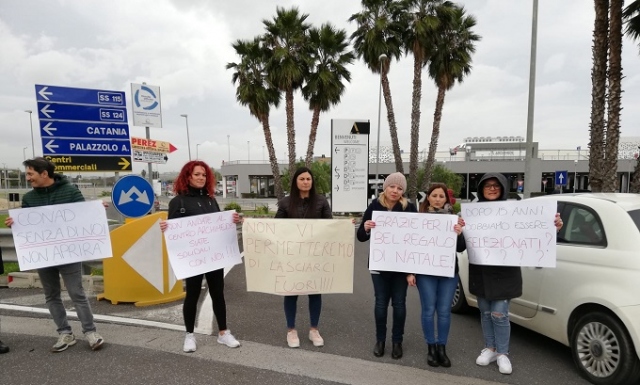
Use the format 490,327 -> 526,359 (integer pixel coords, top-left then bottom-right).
243,218 -> 354,295
461,199 -> 558,267
369,211 -> 459,277
163,210 -> 241,279
9,200 -> 112,270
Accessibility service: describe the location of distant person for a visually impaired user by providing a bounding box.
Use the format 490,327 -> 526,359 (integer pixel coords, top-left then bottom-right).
407,183 -> 465,368
4,157 -> 104,352
460,173 -> 562,375
357,172 -> 417,359
275,167 -> 332,348
0,247 -> 8,354
159,160 -> 242,353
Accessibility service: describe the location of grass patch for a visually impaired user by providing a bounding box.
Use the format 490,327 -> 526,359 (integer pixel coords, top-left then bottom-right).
0,214 -> 7,229
1,262 -> 20,276
90,267 -> 103,276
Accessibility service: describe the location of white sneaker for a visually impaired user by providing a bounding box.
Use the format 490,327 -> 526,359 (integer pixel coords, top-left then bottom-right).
497,355 -> 512,374
308,330 -> 324,347
85,331 -> 104,351
183,333 -> 196,353
217,330 -> 240,348
476,348 -> 498,366
287,330 -> 300,348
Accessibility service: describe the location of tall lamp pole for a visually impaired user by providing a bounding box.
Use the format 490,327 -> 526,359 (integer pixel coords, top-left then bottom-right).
22,147 -> 27,188
227,135 -> 230,163
180,114 -> 192,160
373,53 -> 388,198
25,110 -> 35,157
523,0 -> 538,199
573,160 -> 578,193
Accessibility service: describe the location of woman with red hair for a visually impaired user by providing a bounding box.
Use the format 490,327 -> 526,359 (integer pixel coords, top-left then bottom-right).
160,160 -> 242,353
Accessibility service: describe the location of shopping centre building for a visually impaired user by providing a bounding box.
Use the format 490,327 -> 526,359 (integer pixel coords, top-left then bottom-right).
219,136 -> 639,200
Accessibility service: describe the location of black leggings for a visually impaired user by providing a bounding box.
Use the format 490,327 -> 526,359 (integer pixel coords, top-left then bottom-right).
183,269 -> 227,333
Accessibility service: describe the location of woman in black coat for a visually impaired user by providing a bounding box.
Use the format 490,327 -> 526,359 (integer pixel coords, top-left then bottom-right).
275,167 -> 332,349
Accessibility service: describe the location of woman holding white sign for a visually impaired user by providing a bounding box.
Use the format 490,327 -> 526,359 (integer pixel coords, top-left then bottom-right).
160,160 -> 242,353
275,167 -> 332,349
357,172 -> 417,359
464,173 -> 562,375
407,183 -> 465,368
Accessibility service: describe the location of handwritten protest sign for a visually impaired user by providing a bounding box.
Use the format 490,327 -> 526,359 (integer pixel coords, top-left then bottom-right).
243,219 -> 354,295
369,211 -> 459,277
461,199 -> 558,267
9,200 -> 112,271
163,210 -> 241,279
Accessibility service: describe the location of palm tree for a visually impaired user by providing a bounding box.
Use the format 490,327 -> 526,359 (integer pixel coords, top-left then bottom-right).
420,5 -> 479,192
588,0 -> 609,192
227,38 -> 285,199
624,0 -> 640,51
350,0 -> 406,173
262,6 -> 311,176
302,23 -> 355,168
602,0 -> 624,192
400,0 -> 455,200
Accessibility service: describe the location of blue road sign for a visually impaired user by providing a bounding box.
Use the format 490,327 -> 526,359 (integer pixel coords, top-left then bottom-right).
42,138 -> 131,156
112,175 -> 155,218
35,84 -> 125,106
555,170 -> 568,186
37,102 -> 127,122
39,121 -> 130,140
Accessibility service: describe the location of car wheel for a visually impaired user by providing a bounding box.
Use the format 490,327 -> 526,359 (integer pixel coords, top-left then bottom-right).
571,312 -> 640,385
451,278 -> 470,314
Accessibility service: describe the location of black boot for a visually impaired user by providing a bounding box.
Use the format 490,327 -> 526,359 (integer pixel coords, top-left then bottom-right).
436,344 -> 451,367
391,342 -> 403,359
427,344 -> 439,367
373,341 -> 385,357
0,340 -> 9,354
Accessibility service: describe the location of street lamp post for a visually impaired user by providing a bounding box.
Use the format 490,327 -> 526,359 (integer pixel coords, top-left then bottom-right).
25,110 -> 35,157
227,135 -> 230,163
22,147 -> 27,188
374,53 -> 388,198
573,160 -> 578,193
523,0 -> 539,198
180,114 -> 192,160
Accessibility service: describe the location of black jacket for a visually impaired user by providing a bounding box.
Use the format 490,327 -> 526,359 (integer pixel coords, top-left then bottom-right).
357,198 -> 417,242
275,195 -> 332,219
168,187 -> 221,219
467,173 -> 523,300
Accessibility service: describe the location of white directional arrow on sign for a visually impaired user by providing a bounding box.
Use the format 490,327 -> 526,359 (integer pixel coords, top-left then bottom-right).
38,86 -> 53,100
42,122 -> 57,136
558,174 -> 564,183
44,140 -> 59,153
40,104 -> 55,118
118,187 -> 151,205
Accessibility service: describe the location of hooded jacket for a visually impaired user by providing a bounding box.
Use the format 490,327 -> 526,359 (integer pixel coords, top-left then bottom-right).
467,173 -> 523,300
168,186 -> 221,220
22,174 -> 84,208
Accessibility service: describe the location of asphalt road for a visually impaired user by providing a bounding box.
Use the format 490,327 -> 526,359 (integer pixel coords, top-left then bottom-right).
0,234 -> 590,385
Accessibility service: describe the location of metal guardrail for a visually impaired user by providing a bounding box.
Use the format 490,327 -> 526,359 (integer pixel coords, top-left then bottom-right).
0,229 -> 17,262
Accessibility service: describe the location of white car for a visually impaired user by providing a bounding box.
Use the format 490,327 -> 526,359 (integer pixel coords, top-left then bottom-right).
453,193 -> 640,385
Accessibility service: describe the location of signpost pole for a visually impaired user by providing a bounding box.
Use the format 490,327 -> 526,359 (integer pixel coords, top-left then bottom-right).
146,126 -> 153,186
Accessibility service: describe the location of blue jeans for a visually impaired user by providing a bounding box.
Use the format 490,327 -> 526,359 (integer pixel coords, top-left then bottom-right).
415,274 -> 458,345
284,295 -> 322,329
477,297 -> 511,354
38,263 -> 96,334
371,272 -> 408,343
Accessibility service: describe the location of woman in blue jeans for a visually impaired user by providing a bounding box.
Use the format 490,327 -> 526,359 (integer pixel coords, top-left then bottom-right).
275,167 -> 332,348
407,183 -> 465,368
357,172 -> 416,359
466,173 -> 562,375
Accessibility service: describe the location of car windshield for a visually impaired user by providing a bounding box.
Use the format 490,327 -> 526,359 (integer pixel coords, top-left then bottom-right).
628,209 -> 640,233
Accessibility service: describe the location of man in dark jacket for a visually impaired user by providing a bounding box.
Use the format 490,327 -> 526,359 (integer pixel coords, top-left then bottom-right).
4,158 -> 104,353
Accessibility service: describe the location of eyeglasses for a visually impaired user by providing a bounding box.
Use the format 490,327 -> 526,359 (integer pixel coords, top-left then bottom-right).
483,183 -> 501,190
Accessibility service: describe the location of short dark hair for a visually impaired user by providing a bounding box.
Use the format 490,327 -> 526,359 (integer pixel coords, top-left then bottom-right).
23,157 -> 55,178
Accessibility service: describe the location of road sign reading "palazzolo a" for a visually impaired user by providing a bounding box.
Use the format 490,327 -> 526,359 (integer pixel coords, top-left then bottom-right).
35,84 -> 133,172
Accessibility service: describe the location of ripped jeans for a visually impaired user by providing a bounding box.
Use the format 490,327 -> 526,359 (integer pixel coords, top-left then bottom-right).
477,297 -> 511,355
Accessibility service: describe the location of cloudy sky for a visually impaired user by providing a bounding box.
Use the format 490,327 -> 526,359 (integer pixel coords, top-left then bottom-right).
1,0 -> 639,174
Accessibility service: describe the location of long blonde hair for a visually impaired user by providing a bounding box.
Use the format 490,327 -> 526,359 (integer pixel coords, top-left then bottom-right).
378,190 -> 408,210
